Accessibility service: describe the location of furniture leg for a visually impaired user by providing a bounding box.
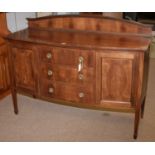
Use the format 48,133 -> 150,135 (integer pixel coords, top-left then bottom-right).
141,97 -> 146,118
11,87 -> 18,114
133,109 -> 140,139
7,43 -> 18,114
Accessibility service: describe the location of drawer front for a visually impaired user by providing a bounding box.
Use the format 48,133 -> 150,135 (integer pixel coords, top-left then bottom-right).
40,63 -> 94,83
38,46 -> 95,104
39,47 -> 95,68
40,80 -> 95,104
39,48 -> 53,63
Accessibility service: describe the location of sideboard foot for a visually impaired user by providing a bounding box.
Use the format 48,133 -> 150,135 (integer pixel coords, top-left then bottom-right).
11,88 -> 18,115
134,109 -> 140,140
141,97 -> 146,119
14,110 -> 18,115
133,134 -> 137,139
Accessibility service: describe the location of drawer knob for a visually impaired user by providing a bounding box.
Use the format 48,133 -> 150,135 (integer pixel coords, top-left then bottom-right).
79,92 -> 84,98
48,87 -> 54,93
78,74 -> 84,80
48,70 -> 53,76
46,53 -> 52,59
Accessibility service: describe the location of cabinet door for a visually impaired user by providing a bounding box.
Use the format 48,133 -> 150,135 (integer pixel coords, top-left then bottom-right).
96,51 -> 136,107
12,47 -> 36,92
0,45 -> 10,92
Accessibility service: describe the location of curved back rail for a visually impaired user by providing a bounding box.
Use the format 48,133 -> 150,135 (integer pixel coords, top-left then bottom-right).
28,15 -> 152,37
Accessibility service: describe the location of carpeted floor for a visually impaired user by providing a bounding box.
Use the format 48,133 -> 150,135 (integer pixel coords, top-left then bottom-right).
0,59 -> 155,142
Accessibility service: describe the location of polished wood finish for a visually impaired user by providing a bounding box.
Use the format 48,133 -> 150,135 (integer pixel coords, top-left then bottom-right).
0,13 -> 10,36
37,46 -> 95,104
6,15 -> 152,139
96,51 -> 136,106
7,29 -> 150,51
12,47 -> 36,92
0,44 -> 10,92
0,13 -> 10,99
28,15 -> 152,37
80,12 -> 123,19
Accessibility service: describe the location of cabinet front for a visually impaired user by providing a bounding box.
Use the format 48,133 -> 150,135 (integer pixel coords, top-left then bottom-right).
96,51 -> 136,107
38,46 -> 95,104
0,45 -> 10,92
12,47 -> 36,92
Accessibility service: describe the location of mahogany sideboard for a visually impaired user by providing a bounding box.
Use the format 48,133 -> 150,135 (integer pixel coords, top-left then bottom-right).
6,15 -> 152,139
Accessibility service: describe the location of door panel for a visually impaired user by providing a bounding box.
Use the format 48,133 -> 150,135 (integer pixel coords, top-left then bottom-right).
0,56 -> 5,90
96,51 -> 135,106
0,45 -> 10,91
12,47 -> 35,91
101,58 -> 132,102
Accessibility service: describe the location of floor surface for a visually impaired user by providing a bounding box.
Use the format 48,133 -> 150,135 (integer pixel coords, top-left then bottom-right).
0,59 -> 155,142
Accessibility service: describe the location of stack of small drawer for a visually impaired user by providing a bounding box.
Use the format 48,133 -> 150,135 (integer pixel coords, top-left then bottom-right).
39,46 -> 95,104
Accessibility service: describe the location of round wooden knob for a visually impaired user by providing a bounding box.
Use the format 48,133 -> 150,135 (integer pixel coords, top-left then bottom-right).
79,92 -> 84,98
46,53 -> 52,59
48,87 -> 54,93
48,70 -> 53,76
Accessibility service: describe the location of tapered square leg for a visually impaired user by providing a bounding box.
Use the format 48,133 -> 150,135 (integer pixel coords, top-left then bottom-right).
141,97 -> 146,119
11,88 -> 18,114
133,109 -> 140,139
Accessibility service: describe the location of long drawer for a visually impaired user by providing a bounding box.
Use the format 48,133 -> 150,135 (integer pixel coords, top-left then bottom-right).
39,80 -> 95,104
39,46 -> 95,68
40,63 -> 94,83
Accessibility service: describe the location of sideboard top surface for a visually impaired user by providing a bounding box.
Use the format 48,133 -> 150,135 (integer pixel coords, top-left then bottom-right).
6,15 -> 152,51
6,28 -> 150,51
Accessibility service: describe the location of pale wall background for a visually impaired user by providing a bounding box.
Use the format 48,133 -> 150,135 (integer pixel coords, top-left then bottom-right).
6,12 -> 36,32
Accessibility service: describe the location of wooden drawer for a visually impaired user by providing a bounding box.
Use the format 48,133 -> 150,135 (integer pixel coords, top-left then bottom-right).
40,63 -> 94,83
39,47 -> 53,63
39,80 -> 95,104
39,46 -> 95,68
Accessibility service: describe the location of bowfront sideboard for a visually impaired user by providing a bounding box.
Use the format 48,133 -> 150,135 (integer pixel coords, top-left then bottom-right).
6,15 -> 152,139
